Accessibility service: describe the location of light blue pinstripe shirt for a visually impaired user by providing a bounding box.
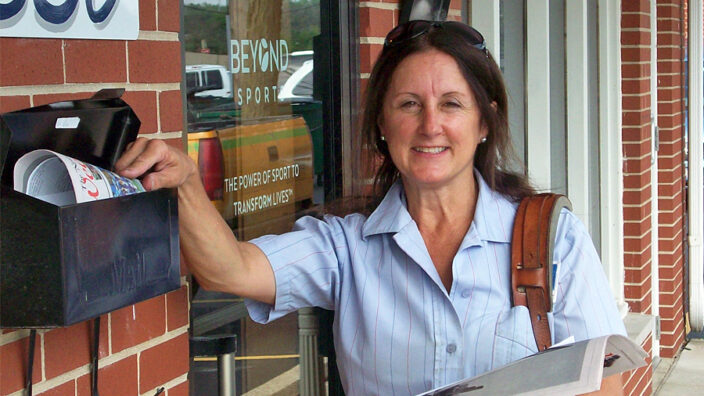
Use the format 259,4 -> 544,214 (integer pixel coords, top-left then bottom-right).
246,173 -> 626,395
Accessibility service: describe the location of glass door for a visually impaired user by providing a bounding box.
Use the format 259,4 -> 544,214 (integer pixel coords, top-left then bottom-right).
182,1 -> 331,393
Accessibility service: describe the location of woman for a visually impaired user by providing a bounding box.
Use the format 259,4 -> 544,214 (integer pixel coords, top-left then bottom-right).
116,21 -> 626,395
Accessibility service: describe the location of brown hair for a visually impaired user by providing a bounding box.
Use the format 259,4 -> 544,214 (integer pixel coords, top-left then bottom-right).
362,24 -> 535,209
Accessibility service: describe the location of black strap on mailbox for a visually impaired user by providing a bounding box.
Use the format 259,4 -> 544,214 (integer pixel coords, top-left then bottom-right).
24,320 -> 100,396
91,317 -> 101,396
23,318 -> 100,396
26,329 -> 37,395
19,318 -> 174,396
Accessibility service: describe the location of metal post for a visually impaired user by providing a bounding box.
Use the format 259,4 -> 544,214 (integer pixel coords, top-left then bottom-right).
218,352 -> 236,396
191,334 -> 237,396
298,307 -> 321,395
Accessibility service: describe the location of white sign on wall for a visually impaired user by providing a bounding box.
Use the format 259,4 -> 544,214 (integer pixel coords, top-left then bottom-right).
0,0 -> 139,40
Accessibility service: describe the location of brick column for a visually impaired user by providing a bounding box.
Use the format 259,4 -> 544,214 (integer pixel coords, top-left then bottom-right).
622,0 -> 655,315
358,1 -> 398,97
621,2 -> 656,394
656,0 -> 687,359
358,0 -> 399,188
0,1 -> 190,395
622,335 -> 654,396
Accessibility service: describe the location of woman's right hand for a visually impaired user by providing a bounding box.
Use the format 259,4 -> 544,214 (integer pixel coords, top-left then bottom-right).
114,137 -> 198,191
115,137 -> 277,304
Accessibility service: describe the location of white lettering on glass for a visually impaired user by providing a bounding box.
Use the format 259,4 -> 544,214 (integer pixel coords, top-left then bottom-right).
229,39 -> 290,75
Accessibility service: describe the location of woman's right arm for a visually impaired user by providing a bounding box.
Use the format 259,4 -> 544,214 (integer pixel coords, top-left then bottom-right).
114,138 -> 276,305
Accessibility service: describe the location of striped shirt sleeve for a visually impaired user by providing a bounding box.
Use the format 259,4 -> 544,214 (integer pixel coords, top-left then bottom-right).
551,209 -> 627,344
245,215 -> 351,323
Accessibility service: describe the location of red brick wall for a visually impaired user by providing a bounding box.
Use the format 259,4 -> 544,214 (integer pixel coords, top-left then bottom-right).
620,3 -> 656,393
622,1 -> 655,315
0,1 -> 190,395
622,335 -> 654,396
655,0 -> 687,359
620,0 -> 687,367
359,0 -> 400,105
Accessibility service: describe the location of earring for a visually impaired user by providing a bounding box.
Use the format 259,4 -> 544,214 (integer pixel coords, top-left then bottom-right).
380,135 -> 386,141
480,136 -> 487,143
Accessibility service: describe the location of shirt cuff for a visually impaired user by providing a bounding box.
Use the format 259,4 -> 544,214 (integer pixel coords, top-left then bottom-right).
243,235 -> 293,324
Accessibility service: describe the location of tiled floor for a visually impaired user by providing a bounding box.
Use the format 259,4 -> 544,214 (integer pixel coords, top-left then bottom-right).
654,339 -> 704,395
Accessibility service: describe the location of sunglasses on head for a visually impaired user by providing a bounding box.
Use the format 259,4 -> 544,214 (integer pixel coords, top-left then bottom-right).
384,20 -> 487,54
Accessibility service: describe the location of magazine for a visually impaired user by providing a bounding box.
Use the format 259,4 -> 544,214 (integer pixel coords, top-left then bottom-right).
13,149 -> 144,206
419,334 -> 648,396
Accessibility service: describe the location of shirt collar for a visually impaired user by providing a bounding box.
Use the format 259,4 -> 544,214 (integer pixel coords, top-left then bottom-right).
362,181 -> 414,239
472,170 -> 516,243
362,171 -> 517,243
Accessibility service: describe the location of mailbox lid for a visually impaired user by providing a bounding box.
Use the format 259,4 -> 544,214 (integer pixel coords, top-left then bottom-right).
0,88 -> 140,187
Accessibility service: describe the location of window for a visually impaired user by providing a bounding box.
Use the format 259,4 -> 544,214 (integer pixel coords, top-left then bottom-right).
185,71 -> 199,91
182,0 -> 356,393
204,69 -> 224,89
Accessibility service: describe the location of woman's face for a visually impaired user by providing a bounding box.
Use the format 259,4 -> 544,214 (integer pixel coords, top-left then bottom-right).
379,49 -> 487,191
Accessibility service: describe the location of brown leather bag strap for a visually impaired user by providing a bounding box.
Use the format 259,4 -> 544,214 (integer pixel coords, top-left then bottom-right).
511,193 -> 572,351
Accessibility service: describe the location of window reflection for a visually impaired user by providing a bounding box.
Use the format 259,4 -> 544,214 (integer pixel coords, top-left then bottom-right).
184,1 -> 323,394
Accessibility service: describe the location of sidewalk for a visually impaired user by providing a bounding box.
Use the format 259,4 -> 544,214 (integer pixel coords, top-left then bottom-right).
653,339 -> 704,395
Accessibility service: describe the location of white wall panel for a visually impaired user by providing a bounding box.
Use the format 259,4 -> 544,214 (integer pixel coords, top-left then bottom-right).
525,1 -> 551,191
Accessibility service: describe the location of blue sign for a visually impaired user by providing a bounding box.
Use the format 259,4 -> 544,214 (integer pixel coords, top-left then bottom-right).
0,0 -> 25,21
0,0 -> 138,40
85,0 -> 116,23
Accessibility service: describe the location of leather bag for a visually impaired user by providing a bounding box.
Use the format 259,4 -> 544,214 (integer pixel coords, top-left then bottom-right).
511,193 -> 572,351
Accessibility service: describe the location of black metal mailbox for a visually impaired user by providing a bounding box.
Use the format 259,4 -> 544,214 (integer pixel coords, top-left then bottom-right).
0,89 -> 180,328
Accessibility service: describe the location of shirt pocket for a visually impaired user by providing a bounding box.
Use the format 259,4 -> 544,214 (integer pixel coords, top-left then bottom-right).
492,306 -> 541,368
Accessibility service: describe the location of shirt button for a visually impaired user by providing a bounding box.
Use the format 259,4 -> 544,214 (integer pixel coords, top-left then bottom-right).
461,289 -> 472,298
446,343 -> 457,353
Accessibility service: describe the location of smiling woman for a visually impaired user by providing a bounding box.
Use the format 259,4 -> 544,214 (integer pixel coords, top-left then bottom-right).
116,16 -> 627,394
379,49 -> 486,193
377,48 -> 490,291
364,21 -> 534,206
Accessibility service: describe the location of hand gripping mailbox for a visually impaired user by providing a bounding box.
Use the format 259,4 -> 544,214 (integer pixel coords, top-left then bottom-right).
0,89 -> 180,328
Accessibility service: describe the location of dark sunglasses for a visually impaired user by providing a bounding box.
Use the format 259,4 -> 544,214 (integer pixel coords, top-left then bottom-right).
384,20 -> 487,54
